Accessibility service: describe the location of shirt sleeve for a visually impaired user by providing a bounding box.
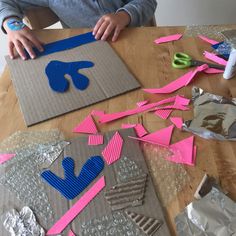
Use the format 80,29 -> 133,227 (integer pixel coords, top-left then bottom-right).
117,0 -> 157,26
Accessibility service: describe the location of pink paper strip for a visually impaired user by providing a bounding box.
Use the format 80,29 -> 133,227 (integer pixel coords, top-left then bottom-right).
102,132 -> 123,165
204,68 -> 224,74
47,176 -> 106,235
155,104 -> 189,111
129,125 -> 174,147
204,51 -> 227,66
88,134 -> 104,146
68,229 -> 76,236
136,100 -> 149,107
198,35 -> 219,45
98,96 -> 177,123
175,95 -> 191,106
154,34 -> 183,44
73,115 -> 98,134
170,117 -> 183,129
154,109 -> 173,120
122,124 -> 148,137
0,154 -> 16,164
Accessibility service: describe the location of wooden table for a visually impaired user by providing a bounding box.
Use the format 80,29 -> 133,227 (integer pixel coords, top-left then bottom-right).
1,27 -> 236,235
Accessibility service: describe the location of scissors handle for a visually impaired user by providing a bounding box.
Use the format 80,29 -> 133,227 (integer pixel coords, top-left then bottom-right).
174,52 -> 192,61
172,52 -> 192,69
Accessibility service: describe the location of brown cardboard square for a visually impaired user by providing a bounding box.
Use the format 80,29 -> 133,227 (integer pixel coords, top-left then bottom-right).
5,40 -> 140,126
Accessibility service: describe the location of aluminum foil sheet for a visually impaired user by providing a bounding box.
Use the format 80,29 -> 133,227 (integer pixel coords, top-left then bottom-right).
175,187 -> 236,236
183,87 -> 236,140
3,206 -> 45,236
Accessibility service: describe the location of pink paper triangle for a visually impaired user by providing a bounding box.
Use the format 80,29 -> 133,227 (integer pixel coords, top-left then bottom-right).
154,109 -> 173,120
68,229 -> 76,236
170,117 -> 183,129
0,154 -> 16,164
102,132 -> 123,165
73,115 -> 98,134
130,125 -> 174,146
136,100 -> 149,107
166,136 -> 196,166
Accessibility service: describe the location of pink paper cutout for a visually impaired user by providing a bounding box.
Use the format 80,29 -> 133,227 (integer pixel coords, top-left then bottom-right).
102,132 -> 123,165
170,117 -> 183,129
175,95 -> 191,106
154,34 -> 182,44
204,68 -> 224,74
204,51 -> 227,66
154,109 -> 173,120
91,110 -> 105,117
73,115 -> 98,134
136,100 -> 149,107
122,124 -> 148,137
88,134 -> 104,146
155,104 -> 189,111
68,229 -> 76,236
198,35 -> 219,45
166,136 -> 196,166
98,96 -> 177,123
129,125 -> 174,147
0,154 -> 16,164
47,176 -> 106,235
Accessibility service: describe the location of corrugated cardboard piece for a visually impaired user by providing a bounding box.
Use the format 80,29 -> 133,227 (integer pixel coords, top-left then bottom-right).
5,39 -> 140,126
0,129 -> 171,236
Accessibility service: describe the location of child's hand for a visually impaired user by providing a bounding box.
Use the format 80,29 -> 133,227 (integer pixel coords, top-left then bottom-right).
4,19 -> 44,60
93,11 -> 130,42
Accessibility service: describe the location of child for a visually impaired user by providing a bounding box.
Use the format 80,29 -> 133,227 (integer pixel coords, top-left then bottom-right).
0,0 -> 157,60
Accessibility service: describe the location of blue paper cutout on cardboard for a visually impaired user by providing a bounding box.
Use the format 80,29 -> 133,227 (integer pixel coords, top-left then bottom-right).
45,60 -> 94,93
41,156 -> 104,200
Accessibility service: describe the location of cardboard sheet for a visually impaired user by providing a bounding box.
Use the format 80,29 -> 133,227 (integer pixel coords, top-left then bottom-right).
0,129 -> 171,236
6,40 -> 140,126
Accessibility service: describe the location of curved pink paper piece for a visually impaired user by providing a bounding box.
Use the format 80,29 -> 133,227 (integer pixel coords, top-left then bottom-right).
154,34 -> 183,44
204,68 -> 224,74
0,154 -> 16,164
73,115 -> 98,134
47,176 -> 106,235
88,134 -> 104,146
102,132 -> 123,165
136,100 -> 149,107
68,229 -> 76,236
170,117 -> 183,129
198,35 -> 219,45
129,125 -> 174,147
204,51 -> 227,66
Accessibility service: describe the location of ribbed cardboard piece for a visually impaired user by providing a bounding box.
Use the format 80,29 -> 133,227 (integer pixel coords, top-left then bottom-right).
5,40 -> 140,126
0,129 -> 171,236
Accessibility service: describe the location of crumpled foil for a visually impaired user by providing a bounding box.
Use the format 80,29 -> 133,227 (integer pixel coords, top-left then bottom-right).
3,206 -> 45,236
175,187 -> 236,236
183,87 -> 236,140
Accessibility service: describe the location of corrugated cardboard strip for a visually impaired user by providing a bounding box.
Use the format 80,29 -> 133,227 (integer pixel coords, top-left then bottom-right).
5,40 -> 140,126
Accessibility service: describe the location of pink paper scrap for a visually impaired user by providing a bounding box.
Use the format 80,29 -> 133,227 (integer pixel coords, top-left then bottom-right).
47,176 -> 106,235
204,68 -> 224,74
91,110 -> 105,117
73,115 -> 98,134
0,154 -> 16,165
154,34 -> 183,44
198,35 -> 219,45
98,96 -> 177,124
154,109 -> 173,120
129,125 -> 175,147
68,229 -> 76,236
170,117 -> 183,129
102,132 -> 123,165
166,136 -> 196,166
204,51 -> 227,66
122,124 -> 148,137
175,95 -> 191,106
136,100 -> 149,107
88,134 -> 104,146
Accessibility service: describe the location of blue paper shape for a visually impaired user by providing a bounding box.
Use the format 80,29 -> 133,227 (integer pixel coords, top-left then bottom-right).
45,60 -> 94,93
26,32 -> 96,58
212,41 -> 231,60
41,156 -> 104,200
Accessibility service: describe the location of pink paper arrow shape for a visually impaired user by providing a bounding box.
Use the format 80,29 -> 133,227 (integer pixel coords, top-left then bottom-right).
0,154 -> 16,164
170,117 -> 183,129
102,132 -> 123,165
73,115 -> 98,134
198,35 -> 219,45
204,51 -> 227,66
154,34 -> 183,44
129,125 -> 175,147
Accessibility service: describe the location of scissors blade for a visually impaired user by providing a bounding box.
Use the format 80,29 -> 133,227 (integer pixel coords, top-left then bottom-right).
191,60 -> 225,70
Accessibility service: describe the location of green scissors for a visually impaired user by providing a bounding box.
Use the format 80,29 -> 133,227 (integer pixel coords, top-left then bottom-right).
172,52 -> 225,70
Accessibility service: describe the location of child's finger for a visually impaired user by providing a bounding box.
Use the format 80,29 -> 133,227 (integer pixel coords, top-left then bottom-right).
14,40 -> 27,60
101,23 -> 115,41
112,26 -> 121,42
27,35 -> 44,52
8,41 -> 14,59
93,18 -> 104,36
95,21 -> 109,40
21,38 -> 36,59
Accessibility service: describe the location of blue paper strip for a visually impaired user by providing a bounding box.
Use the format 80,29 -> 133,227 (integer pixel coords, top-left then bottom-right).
41,156 -> 104,200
